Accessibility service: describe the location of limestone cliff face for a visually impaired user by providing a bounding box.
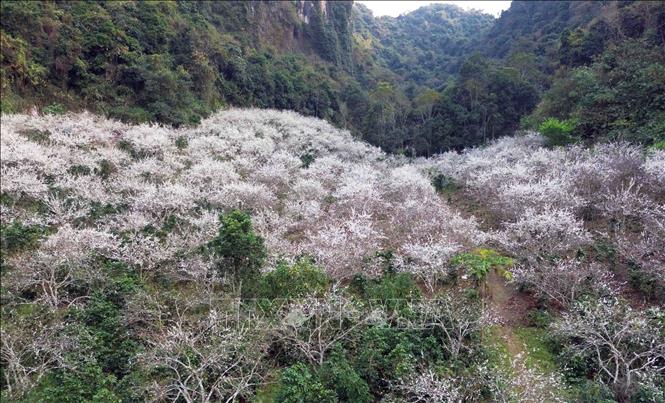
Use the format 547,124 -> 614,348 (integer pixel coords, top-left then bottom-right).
296,0 -> 327,24
247,1 -> 353,69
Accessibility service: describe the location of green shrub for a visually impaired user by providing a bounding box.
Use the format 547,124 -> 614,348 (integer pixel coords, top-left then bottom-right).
108,106 -> 152,124
628,266 -> 665,303
18,128 -> 51,144
0,221 -> 47,255
355,271 -> 421,316
208,210 -> 266,296
430,173 -> 458,193
450,248 -> 513,288
591,238 -> 617,267
631,379 -> 665,403
95,159 -> 117,180
258,258 -> 329,299
68,164 -> 92,177
274,363 -> 337,403
43,102 -> 66,115
538,117 -> 578,147
175,135 -> 188,150
572,380 -> 617,403
26,364 -> 121,403
353,327 -> 418,390
299,152 -> 316,168
365,272 -> 420,301
25,260 -> 143,402
319,348 -> 372,403
527,309 -> 554,328
649,139 -> 665,151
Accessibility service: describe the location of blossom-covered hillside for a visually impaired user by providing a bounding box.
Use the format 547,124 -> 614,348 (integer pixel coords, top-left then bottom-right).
1,109 -> 484,285
1,110 -> 663,402
423,134 -> 665,294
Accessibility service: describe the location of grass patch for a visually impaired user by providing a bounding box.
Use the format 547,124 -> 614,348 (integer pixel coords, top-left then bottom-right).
482,326 -> 513,374
483,326 -> 559,375
513,327 -> 557,373
18,128 -> 51,144
252,376 -> 280,403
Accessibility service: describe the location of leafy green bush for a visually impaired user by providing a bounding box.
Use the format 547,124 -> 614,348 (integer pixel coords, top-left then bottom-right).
571,380 -> 618,403
25,261 -> 142,403
649,139 -> 665,150
108,106 -> 152,124
365,272 -> 421,301
18,128 -> 51,144
353,327 -> 419,391
628,266 -> 665,303
430,173 -> 458,193
258,258 -> 329,299
274,363 -> 337,403
450,248 -> 513,288
42,102 -> 66,115
68,164 -> 92,177
208,210 -> 266,295
352,270 -> 420,316
0,221 -> 47,255
631,379 -> 665,403
71,295 -> 140,378
538,117 -> 578,147
26,363 -> 121,403
319,348 -> 372,403
527,309 -> 554,328
95,159 -> 117,180
175,135 -> 188,150
299,152 -> 316,168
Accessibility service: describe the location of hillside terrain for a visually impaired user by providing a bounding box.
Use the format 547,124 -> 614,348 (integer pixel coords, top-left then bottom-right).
3,1 -> 662,154
1,109 -> 664,402
1,1 -> 665,402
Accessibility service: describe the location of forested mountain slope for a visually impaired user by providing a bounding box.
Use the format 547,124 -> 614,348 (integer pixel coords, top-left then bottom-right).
0,1 -> 357,126
481,1 -> 602,60
416,0 -> 665,153
1,1 -> 664,153
352,3 -> 494,88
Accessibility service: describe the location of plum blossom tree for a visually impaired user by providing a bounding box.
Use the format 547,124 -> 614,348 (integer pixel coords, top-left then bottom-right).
644,149 -> 665,192
614,203 -> 665,281
140,308 -> 267,403
494,208 -> 591,261
3,107 -> 664,400
412,294 -> 496,360
8,225 -> 117,308
512,259 -> 616,308
273,294 -> 373,366
0,108 -> 491,282
398,240 -> 461,293
553,299 -> 665,401
0,315 -> 67,400
395,369 -> 462,403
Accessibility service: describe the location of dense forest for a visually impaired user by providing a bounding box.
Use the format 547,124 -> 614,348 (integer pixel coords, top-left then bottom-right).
1,1 -> 665,402
3,1 -> 662,154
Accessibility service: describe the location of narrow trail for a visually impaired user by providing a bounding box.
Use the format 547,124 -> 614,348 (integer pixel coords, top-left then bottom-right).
442,190 -> 561,401
486,265 -> 563,402
485,270 -> 528,363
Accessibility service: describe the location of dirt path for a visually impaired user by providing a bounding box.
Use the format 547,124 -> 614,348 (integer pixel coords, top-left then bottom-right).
442,191 -> 562,400
486,270 -> 535,325
485,270 -> 528,367
485,272 -> 565,401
